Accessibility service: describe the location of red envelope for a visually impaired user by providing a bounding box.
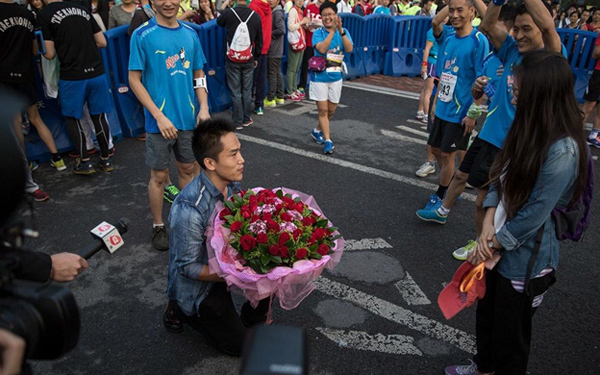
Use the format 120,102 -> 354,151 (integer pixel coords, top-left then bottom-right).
438,262 -> 486,320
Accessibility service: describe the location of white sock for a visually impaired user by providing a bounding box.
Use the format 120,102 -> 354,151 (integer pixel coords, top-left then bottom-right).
437,205 -> 450,216
325,139 -> 332,142
153,223 -> 165,228
314,128 -> 321,133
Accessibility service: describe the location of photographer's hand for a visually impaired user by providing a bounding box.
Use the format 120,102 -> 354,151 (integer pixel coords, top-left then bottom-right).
50,253 -> 89,282
0,329 -> 25,375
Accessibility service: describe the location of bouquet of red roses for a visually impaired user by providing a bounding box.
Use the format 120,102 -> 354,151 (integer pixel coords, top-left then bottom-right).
206,187 -> 344,310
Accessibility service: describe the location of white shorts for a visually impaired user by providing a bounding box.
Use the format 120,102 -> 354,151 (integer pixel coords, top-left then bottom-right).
309,80 -> 343,103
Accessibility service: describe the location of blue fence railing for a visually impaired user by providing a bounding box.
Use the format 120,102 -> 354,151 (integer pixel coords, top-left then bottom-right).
28,18 -> 598,162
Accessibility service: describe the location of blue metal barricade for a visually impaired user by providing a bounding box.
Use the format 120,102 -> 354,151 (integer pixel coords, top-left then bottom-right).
339,13 -> 364,80
558,28 -> 597,103
196,20 -> 232,112
362,14 -> 393,76
384,16 -> 431,77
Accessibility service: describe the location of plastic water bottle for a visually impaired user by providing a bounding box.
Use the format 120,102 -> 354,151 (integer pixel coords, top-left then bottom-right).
483,82 -> 495,98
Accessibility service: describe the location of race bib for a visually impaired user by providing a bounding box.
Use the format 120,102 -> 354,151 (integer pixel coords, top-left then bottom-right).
326,53 -> 344,73
438,72 -> 457,103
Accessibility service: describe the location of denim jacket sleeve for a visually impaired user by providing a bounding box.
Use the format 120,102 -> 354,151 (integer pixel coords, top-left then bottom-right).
496,140 -> 578,251
483,181 -> 500,208
169,203 -> 207,281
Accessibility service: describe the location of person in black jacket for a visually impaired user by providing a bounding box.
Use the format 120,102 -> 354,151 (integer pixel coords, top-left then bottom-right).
217,0 -> 262,129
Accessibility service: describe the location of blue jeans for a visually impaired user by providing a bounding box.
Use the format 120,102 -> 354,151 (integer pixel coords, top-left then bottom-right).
226,60 -> 254,126
253,55 -> 267,108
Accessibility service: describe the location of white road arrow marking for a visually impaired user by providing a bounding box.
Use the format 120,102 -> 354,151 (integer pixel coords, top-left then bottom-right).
316,328 -> 423,356
344,238 -> 392,251
396,125 -> 429,138
395,272 -> 431,306
315,277 -> 476,354
381,129 -> 427,145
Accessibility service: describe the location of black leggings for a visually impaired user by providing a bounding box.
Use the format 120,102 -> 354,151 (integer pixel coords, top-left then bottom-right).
65,113 -> 111,159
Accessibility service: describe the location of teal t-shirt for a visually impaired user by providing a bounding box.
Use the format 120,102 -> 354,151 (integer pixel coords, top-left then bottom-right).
129,18 -> 206,133
312,27 -> 354,83
426,28 -> 438,65
435,27 -> 489,123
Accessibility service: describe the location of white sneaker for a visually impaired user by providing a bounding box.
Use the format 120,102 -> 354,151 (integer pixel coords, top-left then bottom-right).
421,115 -> 428,124
415,110 -> 424,120
452,240 -> 477,261
415,161 -> 436,178
465,182 -> 475,189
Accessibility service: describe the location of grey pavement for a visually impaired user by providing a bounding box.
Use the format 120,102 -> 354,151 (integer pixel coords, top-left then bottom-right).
18,83 -> 600,375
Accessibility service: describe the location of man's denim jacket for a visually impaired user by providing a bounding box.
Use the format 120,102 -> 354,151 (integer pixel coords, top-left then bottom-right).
483,137 -> 580,280
166,172 -> 238,316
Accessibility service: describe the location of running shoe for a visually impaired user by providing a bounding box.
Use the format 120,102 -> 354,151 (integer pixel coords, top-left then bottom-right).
68,148 -> 97,158
323,140 -> 335,154
51,158 -> 67,171
422,114 -> 428,124
296,88 -> 305,98
452,239 -> 477,261
164,184 -> 180,204
98,157 -> 115,172
465,182 -> 475,189
415,110 -> 424,120
423,193 -> 443,211
264,98 -> 276,108
415,161 -> 436,178
73,158 -> 96,175
254,106 -> 264,115
108,147 -> 116,157
445,360 -> 480,375
311,129 -> 325,144
28,189 -> 49,202
275,97 -> 285,105
243,118 -> 254,127
152,226 -> 169,251
29,161 -> 38,171
587,135 -> 600,149
415,208 -> 447,224
286,93 -> 302,102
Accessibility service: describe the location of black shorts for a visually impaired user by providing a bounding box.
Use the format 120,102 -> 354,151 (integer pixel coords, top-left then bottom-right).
428,116 -> 471,153
0,82 -> 37,107
458,136 -> 500,188
584,69 -> 600,102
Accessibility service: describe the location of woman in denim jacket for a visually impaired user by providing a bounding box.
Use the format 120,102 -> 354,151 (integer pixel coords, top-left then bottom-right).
454,50 -> 590,375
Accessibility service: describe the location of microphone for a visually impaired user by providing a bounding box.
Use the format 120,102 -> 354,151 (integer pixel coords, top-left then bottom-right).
77,218 -> 130,260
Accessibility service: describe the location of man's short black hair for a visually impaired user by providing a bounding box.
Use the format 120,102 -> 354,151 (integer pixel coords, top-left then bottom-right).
514,1 -> 553,22
320,1 -> 338,15
192,118 -> 235,170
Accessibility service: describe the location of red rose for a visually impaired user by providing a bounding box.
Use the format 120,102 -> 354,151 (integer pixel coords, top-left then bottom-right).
313,228 -> 326,239
262,213 -> 272,221
280,212 -> 292,222
295,248 -> 308,259
240,235 -> 257,251
230,221 -> 242,232
251,215 -> 260,223
295,202 -> 304,212
292,229 -> 303,240
302,216 -> 316,226
325,229 -> 332,236
240,189 -> 247,197
266,220 -> 280,232
250,201 -> 258,212
278,232 -> 291,245
275,204 -> 283,214
242,210 -> 251,219
279,245 -> 289,258
257,233 -> 268,244
219,208 -> 232,220
269,244 -> 280,256
317,244 -> 330,255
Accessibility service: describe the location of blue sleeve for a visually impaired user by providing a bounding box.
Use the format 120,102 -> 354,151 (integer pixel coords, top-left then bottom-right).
474,32 -> 490,77
435,24 -> 448,44
496,145 -> 579,251
495,35 -> 518,66
343,28 -> 354,47
128,31 -> 145,71
193,34 -> 206,71
312,28 -> 324,48
427,28 -> 434,43
169,203 -> 207,281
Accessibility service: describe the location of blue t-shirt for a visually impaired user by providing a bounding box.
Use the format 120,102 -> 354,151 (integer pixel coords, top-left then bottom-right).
434,27 -> 489,123
374,6 -> 391,15
129,18 -> 206,133
312,27 -> 354,83
479,36 -> 568,148
426,28 -> 438,65
481,51 -> 502,103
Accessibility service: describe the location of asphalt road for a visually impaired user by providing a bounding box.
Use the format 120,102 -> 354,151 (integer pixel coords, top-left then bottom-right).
16,83 -> 600,375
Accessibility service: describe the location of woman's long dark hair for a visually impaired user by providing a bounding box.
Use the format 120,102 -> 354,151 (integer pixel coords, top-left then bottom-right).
488,50 -> 589,218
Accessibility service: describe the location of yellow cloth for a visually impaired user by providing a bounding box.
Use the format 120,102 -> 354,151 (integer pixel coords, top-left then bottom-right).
178,0 -> 193,17
472,17 -> 481,26
404,5 -> 421,16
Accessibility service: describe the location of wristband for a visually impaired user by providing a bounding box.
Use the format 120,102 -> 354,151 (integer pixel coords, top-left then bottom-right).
467,103 -> 482,119
194,77 -> 208,93
492,0 -> 506,6
422,61 -> 428,67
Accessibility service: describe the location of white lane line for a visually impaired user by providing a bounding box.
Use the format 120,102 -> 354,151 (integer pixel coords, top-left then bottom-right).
345,238 -> 393,251
381,130 -> 427,145
344,82 -> 421,100
395,272 -> 432,306
420,126 -> 428,131
406,119 -> 427,126
237,134 -> 476,201
396,125 -> 429,138
315,277 -> 476,354
316,328 -> 423,356
593,155 -> 598,161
